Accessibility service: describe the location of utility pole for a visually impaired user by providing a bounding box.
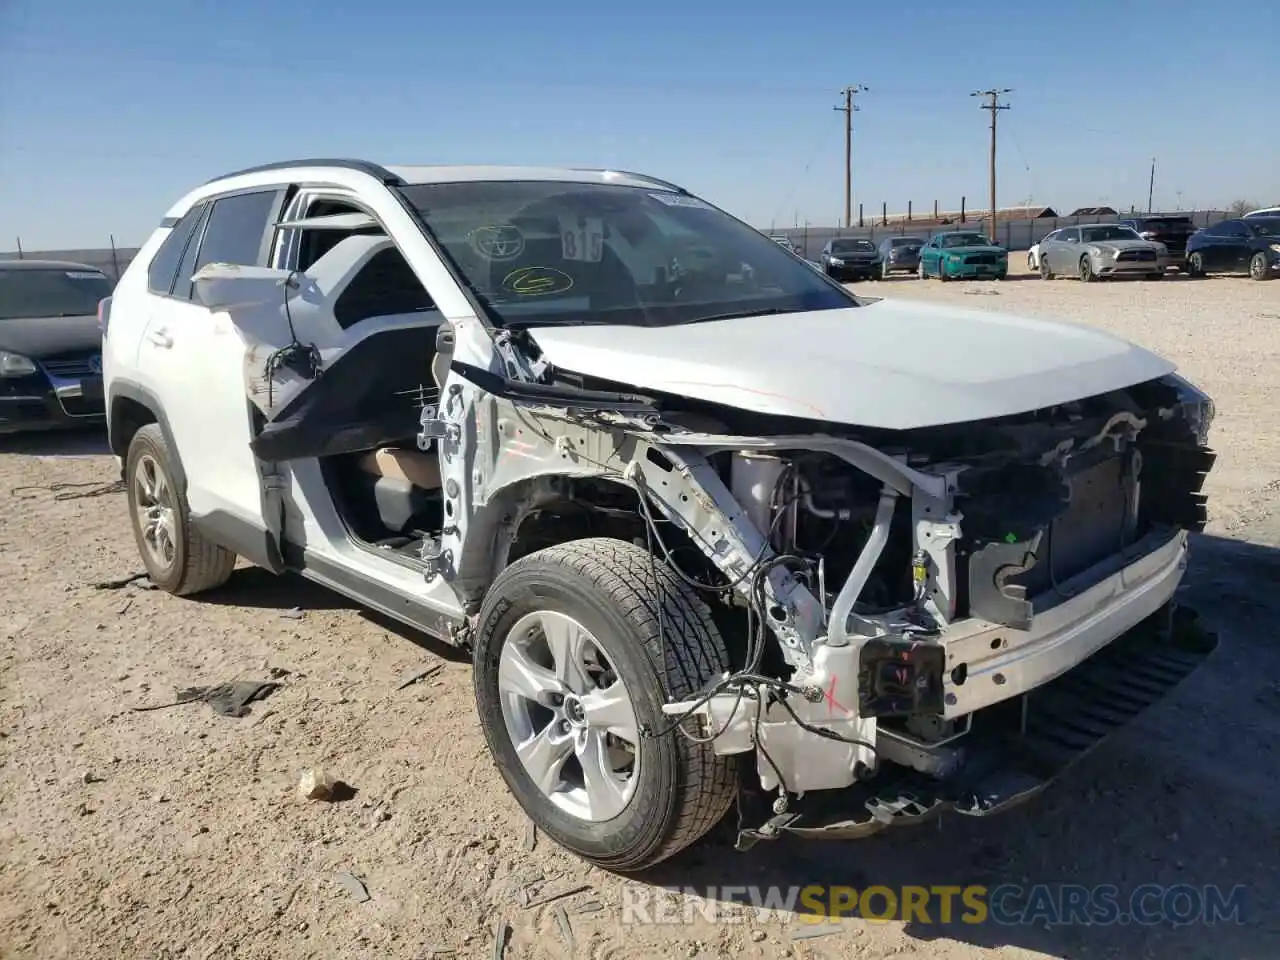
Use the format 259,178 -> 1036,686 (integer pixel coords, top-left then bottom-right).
834,85 -> 868,229
971,88 -> 1011,240
1148,157 -> 1156,213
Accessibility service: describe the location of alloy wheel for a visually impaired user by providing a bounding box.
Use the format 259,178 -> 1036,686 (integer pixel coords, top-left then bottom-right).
497,610 -> 641,822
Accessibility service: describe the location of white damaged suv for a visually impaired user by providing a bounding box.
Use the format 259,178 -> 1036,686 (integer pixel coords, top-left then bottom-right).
101,160 -> 1218,870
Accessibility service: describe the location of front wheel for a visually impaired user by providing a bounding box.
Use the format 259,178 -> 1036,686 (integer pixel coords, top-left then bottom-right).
1027,251 -> 1037,270
472,538 -> 737,872
880,260 -> 891,280
1186,252 -> 1205,277
917,260 -> 927,280
125,424 -> 237,595
1039,257 -> 1053,280
1250,251 -> 1272,281
1079,256 -> 1096,282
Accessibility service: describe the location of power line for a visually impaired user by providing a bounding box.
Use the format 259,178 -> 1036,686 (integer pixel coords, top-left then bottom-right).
833,85 -> 868,228
971,88 -> 1011,237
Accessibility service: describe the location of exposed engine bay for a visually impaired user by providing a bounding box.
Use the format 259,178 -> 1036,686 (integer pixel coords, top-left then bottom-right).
429,351 -> 1217,841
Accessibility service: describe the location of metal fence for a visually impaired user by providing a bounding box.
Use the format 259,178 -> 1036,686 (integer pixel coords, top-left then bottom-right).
2,208 -> 1232,281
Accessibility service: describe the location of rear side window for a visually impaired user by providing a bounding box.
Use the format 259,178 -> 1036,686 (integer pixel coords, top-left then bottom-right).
146,204 -> 205,295
192,190 -> 282,275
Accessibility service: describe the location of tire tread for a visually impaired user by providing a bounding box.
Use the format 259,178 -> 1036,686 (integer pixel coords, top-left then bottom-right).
488,537 -> 737,869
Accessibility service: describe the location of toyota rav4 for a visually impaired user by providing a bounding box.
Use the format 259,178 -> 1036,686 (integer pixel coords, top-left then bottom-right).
101,159 -> 1218,871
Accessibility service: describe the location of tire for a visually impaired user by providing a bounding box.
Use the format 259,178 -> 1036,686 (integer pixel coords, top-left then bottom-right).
880,260 -> 891,280
1250,251 -> 1271,281
917,260 -> 926,280
938,263 -> 949,282
1079,256 -> 1096,283
1186,252 -> 1205,278
125,424 -> 236,596
472,538 -> 737,872
1027,251 -> 1037,270
1147,271 -> 1163,281
1039,257 -> 1053,280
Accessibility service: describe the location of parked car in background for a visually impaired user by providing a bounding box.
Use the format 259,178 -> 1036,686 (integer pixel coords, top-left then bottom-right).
1243,206 -> 1280,219
820,237 -> 881,281
875,236 -> 926,278
1185,217 -> 1280,281
1117,216 -> 1195,269
1026,240 -> 1042,271
1038,224 -> 1168,282
0,259 -> 112,435
917,230 -> 1008,281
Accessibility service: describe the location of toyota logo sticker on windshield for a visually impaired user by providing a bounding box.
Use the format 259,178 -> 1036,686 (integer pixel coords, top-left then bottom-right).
468,225 -> 525,261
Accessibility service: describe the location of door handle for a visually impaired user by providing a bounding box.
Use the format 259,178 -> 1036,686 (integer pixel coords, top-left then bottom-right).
147,328 -> 173,349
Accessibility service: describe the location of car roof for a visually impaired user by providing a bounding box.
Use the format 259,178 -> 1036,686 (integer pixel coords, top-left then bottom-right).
0,259 -> 102,271
166,159 -> 692,221
204,158 -> 685,192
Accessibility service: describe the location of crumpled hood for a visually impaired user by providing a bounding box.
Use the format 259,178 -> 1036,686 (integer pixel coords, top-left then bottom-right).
526,299 -> 1176,430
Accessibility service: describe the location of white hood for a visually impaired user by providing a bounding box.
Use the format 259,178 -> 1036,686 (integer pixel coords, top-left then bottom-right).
525,298 -> 1176,430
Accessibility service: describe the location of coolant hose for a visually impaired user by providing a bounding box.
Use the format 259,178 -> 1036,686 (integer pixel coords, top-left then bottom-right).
826,486 -> 899,646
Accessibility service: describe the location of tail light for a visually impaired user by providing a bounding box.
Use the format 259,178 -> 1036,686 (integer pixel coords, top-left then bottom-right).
97,296 -> 112,335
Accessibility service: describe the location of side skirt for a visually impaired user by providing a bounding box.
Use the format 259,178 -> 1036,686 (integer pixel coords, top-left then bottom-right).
190,509 -> 464,644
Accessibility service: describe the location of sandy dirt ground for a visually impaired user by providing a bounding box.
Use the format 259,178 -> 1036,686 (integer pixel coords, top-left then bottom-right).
2,267 -> 1279,960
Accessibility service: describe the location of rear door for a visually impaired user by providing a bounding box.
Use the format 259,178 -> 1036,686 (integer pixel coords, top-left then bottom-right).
1216,221 -> 1252,269
136,186 -> 291,569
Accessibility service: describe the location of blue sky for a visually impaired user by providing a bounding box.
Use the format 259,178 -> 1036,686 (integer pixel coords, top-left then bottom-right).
1,0 -> 1276,250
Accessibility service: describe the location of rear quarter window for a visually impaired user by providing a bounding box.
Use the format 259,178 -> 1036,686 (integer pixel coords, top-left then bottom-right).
146,204 -> 205,295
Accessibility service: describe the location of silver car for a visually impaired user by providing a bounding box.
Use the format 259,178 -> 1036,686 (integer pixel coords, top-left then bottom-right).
1037,223 -> 1168,282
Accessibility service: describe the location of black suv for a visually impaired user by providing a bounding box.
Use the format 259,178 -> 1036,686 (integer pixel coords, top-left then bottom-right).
1118,216 -> 1196,268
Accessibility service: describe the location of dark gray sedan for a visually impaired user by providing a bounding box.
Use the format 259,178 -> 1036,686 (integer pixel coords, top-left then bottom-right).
876,236 -> 927,277
1037,224 -> 1168,282
819,237 -> 880,281
0,259 -> 112,434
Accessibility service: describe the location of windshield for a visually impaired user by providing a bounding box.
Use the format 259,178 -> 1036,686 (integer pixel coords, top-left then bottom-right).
1247,218 -> 1280,237
0,267 -> 114,320
831,240 -> 875,253
1081,225 -> 1141,242
398,181 -> 856,328
939,233 -> 989,248
1141,218 -> 1194,231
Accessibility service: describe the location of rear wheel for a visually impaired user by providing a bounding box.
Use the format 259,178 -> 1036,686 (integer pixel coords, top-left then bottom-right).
1079,256 -> 1096,282
125,425 -> 236,595
472,538 -> 737,872
1250,251 -> 1271,281
1039,257 -> 1053,280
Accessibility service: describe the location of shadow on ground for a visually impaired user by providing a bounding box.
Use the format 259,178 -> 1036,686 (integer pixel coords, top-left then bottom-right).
198,567 -> 471,663
0,427 -> 110,458
637,532 -> 1280,959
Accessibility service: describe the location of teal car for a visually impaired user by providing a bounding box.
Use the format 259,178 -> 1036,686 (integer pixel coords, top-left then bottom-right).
917,230 -> 1008,281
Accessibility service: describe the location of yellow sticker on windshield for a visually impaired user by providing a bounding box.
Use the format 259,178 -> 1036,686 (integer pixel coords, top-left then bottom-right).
502,266 -> 574,297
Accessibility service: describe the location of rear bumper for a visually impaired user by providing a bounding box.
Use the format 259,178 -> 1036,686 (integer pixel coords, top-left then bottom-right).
0,374 -> 105,435
740,603 -> 1216,845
